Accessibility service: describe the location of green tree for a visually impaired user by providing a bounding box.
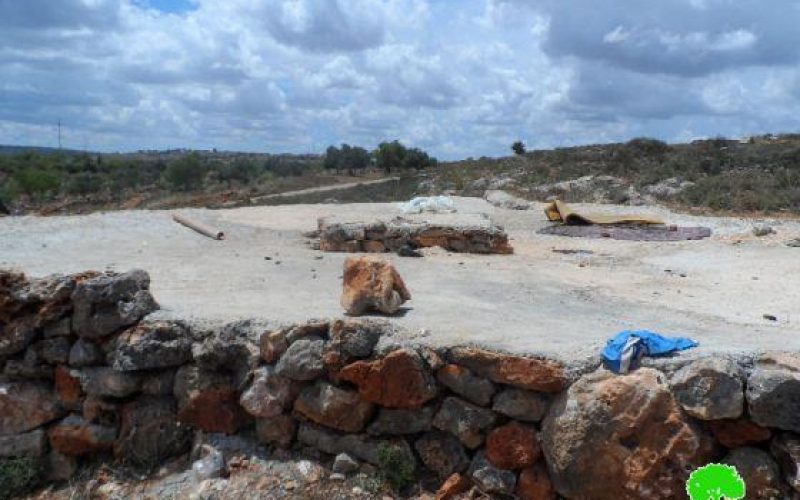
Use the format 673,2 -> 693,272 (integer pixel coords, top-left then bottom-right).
686,464 -> 745,500
12,168 -> 61,198
375,141 -> 406,173
512,140 -> 526,155
161,153 -> 206,191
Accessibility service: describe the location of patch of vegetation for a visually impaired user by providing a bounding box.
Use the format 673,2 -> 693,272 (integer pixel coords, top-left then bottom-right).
377,443 -> 416,492
0,456 -> 42,500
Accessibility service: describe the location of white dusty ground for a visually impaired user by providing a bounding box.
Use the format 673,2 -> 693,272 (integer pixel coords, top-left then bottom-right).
2,198 -> 800,362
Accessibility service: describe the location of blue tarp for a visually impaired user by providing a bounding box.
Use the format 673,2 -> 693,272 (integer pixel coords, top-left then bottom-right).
602,330 -> 698,374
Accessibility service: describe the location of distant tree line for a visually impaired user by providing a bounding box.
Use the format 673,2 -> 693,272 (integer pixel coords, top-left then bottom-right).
324,140 -> 437,175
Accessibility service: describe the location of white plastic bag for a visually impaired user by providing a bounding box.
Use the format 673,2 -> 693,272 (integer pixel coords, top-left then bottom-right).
398,196 -> 456,214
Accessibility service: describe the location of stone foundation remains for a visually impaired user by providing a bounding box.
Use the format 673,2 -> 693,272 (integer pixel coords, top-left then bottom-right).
317,213 -> 514,254
2,269 -> 799,498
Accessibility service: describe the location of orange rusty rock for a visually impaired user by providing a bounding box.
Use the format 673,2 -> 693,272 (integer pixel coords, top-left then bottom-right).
516,464 -> 555,500
48,416 -> 116,456
54,365 -> 83,409
449,347 -> 567,393
485,422 -> 540,470
709,419 -> 772,448
362,240 -> 387,253
177,388 -> 252,434
436,472 -> 471,500
341,256 -> 411,316
260,330 -> 288,364
339,349 -> 437,408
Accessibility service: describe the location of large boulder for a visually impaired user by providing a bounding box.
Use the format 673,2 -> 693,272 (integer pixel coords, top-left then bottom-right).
0,316 -> 38,357
71,270 -> 158,339
297,423 -> 415,467
771,433 -> 800,493
448,347 -> 567,392
0,381 -> 65,436
48,415 -> 117,456
436,364 -> 495,407
340,256 -> 411,316
275,336 -> 326,381
541,368 -> 715,499
723,447 -> 783,500
114,397 -> 191,466
111,320 -> 193,371
173,365 -> 251,434
239,366 -> 303,418
670,357 -> 744,420
746,353 -> 800,433
414,431 -> 470,478
293,380 -> 374,433
432,397 -> 497,449
0,271 -> 76,327
339,348 -> 438,408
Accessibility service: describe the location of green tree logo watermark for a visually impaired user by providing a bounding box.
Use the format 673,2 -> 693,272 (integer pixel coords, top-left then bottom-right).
686,464 -> 745,500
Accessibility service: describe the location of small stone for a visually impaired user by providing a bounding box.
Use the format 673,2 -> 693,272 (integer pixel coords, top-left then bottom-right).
436,364 -> 495,406
330,472 -> 346,481
48,415 -> 117,456
33,337 -> 71,364
753,225 -> 776,237
367,406 -> 434,436
468,452 -> 517,495
45,449 -> 78,482
492,388 -> 549,423
339,349 -> 438,409
0,429 -> 46,458
110,320 -> 193,371
485,422 -> 540,470
260,330 -> 288,363
329,319 -> 383,358
285,319 -> 329,344
79,367 -> 141,398
771,433 -> 800,493
670,357 -> 744,420
448,347 -> 567,393
516,463 -> 555,500
293,380 -> 374,433
0,317 -> 37,357
341,256 -> 411,316
192,444 -> 225,482
68,339 -> 104,367
0,381 -> 65,435
255,414 -> 297,449
54,365 -> 83,409
415,432 -> 470,478
708,419 -> 772,448
432,397 -> 497,449
333,453 -> 360,474
174,365 -> 251,434
239,366 -> 302,418
275,336 -> 326,381
297,423 -> 414,466
723,447 -> 783,499
435,473 -> 471,500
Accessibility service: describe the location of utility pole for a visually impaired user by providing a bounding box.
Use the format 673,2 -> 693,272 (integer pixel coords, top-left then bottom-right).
57,119 -> 62,150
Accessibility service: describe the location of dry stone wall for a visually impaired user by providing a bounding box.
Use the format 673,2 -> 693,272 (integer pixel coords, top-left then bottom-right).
2,269 -> 800,498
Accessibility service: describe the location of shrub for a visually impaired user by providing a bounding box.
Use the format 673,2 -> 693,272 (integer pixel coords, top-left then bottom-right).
218,159 -> 261,185
12,168 -> 60,198
161,153 -> 206,191
0,457 -> 41,500
512,141 -> 526,155
377,443 -> 415,492
65,172 -> 104,196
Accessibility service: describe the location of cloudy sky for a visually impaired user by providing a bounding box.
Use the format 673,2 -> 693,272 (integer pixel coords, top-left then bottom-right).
1,0 -> 799,159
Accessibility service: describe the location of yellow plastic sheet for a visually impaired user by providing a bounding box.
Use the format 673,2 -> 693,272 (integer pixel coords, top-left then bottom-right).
544,200 -> 664,225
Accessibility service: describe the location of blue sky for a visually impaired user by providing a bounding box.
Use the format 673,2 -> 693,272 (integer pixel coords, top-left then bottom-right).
1,0 -> 799,159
